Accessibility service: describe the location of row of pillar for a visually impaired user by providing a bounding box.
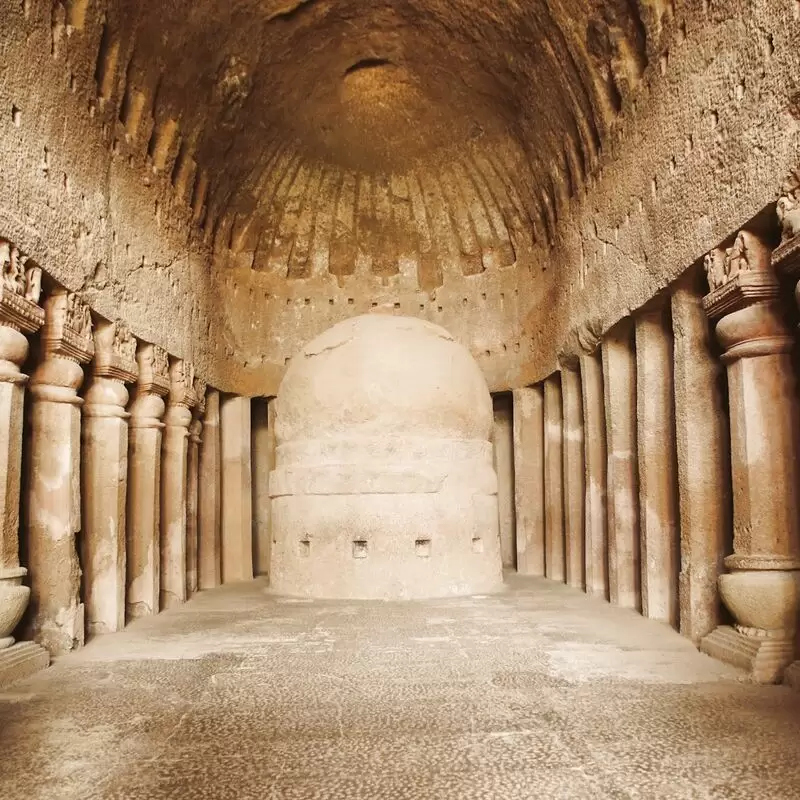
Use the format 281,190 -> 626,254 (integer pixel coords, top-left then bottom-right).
0,239 -> 256,685
514,296 -> 707,631
514,178 -> 800,686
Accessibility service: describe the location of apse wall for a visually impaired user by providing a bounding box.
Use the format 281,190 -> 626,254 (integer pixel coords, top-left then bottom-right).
210,2 -> 800,396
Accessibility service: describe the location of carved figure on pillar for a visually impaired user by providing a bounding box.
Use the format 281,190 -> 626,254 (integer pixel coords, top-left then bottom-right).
699,229 -> 800,683
0,240 -> 49,685
775,170 -> 800,249
186,376 -> 206,597
25,288 -> 94,656
82,320 -> 138,636
161,359 -> 198,609
126,343 -> 170,620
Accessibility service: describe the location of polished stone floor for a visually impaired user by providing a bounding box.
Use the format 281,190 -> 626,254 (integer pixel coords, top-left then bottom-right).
2,575 -> 800,800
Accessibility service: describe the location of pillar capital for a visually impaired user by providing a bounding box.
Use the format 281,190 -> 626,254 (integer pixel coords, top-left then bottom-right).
0,240 -> 45,337
0,241 -> 44,385
92,319 -> 139,383
84,320 -> 139,418
135,343 -> 171,398
772,170 -> 800,326
771,169 -> 800,275
702,231 -> 793,361
39,288 -> 94,364
168,359 -> 198,411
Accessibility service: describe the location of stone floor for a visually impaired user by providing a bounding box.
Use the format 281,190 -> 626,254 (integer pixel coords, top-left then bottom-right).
2,575 -> 800,800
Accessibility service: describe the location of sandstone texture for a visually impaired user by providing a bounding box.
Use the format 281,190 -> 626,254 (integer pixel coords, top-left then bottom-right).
4,2 -> 800,796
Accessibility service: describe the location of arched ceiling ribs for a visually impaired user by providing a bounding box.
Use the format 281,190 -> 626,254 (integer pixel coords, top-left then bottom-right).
69,0 -> 656,285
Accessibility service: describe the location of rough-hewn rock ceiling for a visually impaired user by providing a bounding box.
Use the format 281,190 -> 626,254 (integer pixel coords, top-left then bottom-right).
87,0 -> 655,286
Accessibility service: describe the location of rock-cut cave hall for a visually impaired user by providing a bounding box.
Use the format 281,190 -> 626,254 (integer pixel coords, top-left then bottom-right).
2,1 -> 800,798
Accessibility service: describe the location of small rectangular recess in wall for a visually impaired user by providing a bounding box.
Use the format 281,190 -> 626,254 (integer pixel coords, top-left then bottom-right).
299,537 -> 311,558
352,539 -> 368,559
472,537 -> 484,554
415,539 -> 431,558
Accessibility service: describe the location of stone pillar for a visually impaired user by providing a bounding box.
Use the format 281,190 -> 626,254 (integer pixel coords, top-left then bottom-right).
0,243 -> 49,685
186,378 -> 206,597
602,319 -> 641,610
160,360 -> 198,609
635,305 -> 680,627
198,389 -> 222,590
25,289 -> 94,655
126,344 -> 170,620
561,365 -> 585,589
769,188 -> 800,689
671,275 -> 731,642
252,397 -> 272,577
543,375 -> 564,582
220,395 -> 253,584
580,352 -> 608,599
81,320 -> 138,636
512,386 -> 545,576
699,231 -> 800,683
493,393 -> 516,569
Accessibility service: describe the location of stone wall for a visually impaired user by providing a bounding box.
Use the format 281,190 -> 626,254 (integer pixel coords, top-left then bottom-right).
0,0 -> 219,385
521,0 -> 800,384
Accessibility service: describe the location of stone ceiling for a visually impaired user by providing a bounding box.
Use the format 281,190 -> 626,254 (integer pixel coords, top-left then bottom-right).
103,0 -> 653,285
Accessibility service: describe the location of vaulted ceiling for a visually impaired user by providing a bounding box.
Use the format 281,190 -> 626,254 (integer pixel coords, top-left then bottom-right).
93,0 -> 655,285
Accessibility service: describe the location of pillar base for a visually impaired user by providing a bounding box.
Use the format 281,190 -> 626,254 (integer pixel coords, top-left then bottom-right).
700,625 -> 795,684
784,661 -> 800,693
0,641 -> 49,689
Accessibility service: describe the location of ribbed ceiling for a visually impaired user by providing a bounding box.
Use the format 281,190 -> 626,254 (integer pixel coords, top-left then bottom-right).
89,0 -> 654,286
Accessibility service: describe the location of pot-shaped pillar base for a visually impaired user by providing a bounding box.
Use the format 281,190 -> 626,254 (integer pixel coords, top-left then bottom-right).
0,567 -> 50,688
0,642 -> 50,688
0,567 -> 30,643
700,570 -> 800,683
